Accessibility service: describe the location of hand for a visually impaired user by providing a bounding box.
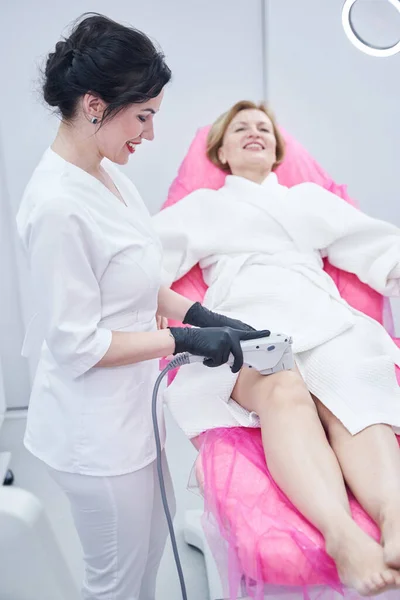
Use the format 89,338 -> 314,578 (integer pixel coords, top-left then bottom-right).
168,326 -> 270,374
156,314 -> 168,330
183,302 -> 267,334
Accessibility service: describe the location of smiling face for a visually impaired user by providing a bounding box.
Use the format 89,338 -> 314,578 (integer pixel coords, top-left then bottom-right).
218,109 -> 277,178
84,89 -> 164,165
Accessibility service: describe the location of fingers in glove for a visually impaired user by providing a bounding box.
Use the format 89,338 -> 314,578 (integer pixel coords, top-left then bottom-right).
204,343 -> 230,368
203,357 -> 217,368
230,338 -> 244,373
183,303 -> 256,332
226,318 -> 256,331
239,329 -> 270,341
220,344 -> 232,367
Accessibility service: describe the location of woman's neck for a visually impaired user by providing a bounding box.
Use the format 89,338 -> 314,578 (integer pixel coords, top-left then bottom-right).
231,167 -> 271,185
51,121 -> 103,176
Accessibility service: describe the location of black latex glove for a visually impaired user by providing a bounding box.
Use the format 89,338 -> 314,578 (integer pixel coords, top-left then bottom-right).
169,326 -> 270,374
183,302 -> 268,335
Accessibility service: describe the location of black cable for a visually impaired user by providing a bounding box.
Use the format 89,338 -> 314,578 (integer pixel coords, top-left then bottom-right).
151,353 -> 192,600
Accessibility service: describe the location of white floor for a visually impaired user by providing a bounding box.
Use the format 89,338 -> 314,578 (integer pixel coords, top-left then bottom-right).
0,408 -> 209,600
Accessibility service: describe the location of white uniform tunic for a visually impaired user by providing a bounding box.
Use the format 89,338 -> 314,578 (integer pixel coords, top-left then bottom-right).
153,173 -> 400,438
17,148 -> 165,475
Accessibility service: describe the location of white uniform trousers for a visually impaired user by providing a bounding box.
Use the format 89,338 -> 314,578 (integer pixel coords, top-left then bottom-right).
48,453 -> 175,600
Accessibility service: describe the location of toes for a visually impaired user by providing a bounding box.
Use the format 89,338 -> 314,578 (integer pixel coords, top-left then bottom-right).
381,570 -> 396,587
370,573 -> 386,591
360,573 -> 395,597
358,576 -> 381,597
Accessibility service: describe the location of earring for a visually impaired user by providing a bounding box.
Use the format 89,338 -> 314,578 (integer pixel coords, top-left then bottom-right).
91,117 -> 98,124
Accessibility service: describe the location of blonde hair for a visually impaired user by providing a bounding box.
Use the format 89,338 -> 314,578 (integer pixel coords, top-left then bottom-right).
206,100 -> 285,173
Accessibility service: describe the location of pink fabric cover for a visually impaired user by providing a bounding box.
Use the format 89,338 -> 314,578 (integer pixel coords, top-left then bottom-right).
160,125 -> 400,597
197,421 -> 400,600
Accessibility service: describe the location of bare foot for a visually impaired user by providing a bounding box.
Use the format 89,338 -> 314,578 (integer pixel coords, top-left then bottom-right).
381,507 -> 400,569
326,523 -> 400,597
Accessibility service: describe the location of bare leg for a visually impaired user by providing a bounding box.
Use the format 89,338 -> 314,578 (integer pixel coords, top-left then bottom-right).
315,399 -> 400,569
232,368 -> 400,596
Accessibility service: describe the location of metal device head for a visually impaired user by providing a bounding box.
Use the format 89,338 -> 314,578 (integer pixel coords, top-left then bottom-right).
231,332 -> 293,375
188,333 -> 294,375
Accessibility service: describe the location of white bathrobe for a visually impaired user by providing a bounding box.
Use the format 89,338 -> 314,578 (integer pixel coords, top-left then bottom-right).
153,173 -> 400,437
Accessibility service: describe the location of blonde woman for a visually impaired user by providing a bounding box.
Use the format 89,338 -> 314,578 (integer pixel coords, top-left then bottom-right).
154,101 -> 400,597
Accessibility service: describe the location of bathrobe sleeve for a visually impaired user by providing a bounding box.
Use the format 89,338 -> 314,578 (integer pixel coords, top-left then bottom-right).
19,199 -> 112,378
295,183 -> 400,296
153,189 -> 217,286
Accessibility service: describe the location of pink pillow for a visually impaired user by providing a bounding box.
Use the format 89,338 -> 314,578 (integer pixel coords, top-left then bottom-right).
162,125 -> 385,326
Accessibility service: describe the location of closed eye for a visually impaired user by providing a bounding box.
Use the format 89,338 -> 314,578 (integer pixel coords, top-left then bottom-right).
138,115 -> 147,123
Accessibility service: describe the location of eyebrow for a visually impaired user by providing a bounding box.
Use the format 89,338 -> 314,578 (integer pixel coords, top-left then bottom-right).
141,108 -> 156,114
234,120 -> 269,127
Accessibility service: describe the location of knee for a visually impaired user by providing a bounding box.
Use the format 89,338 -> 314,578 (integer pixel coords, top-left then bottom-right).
253,370 -> 312,415
269,371 -> 310,404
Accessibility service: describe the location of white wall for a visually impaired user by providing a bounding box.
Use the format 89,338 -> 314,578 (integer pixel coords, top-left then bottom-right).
266,0 -> 400,331
0,363 -> 5,431
0,0 -> 265,393
0,128 -> 31,408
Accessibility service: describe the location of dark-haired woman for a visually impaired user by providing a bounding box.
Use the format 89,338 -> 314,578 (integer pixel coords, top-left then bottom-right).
16,14 -> 266,600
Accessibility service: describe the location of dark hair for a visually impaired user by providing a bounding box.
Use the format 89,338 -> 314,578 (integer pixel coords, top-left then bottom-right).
43,13 -> 171,122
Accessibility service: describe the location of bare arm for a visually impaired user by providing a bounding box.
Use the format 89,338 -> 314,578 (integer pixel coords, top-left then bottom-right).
157,285 -> 195,322
96,328 -> 175,368
97,287 -> 194,368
